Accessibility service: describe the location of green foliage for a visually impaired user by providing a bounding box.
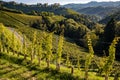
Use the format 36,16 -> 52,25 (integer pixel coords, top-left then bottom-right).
33,31 -> 37,44
0,11 -> 42,28
37,11 -> 55,16
85,33 -> 94,80
0,6 -> 23,14
0,10 -> 91,46
59,19 -> 89,39
64,14 -> 96,29
30,31 -> 37,62
83,32 -> 98,48
104,18 -> 116,43
0,6 -> 120,79
95,18 -> 117,57
44,32 -> 53,68
56,35 -> 64,71
102,37 -> 118,79
23,34 -> 27,59
66,52 -> 70,67
37,39 -> 43,66
0,22 -> 120,80
92,23 -> 104,35
0,51 -> 118,80
77,55 -> 80,70
45,33 -> 53,56
0,23 -> 21,53
57,35 -> 64,62
115,22 -> 120,36
100,18 -> 116,56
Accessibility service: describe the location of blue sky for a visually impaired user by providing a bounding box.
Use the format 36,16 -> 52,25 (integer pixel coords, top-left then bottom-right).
3,0 -> 120,5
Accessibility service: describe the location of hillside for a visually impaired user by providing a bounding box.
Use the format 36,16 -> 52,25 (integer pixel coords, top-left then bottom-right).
64,1 -> 120,10
0,14 -> 120,80
0,51 -> 119,80
100,11 -> 120,24
0,1 -> 79,15
0,2 -> 120,79
0,10 -> 65,27
0,1 -> 101,23
0,10 -> 89,58
0,10 -> 91,41
76,6 -> 119,18
64,1 -> 120,18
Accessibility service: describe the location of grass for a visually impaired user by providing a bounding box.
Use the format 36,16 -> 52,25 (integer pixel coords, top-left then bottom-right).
0,52 -> 119,80
0,11 -> 65,28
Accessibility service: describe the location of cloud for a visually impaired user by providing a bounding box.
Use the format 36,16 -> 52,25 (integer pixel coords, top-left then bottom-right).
3,0 -> 120,5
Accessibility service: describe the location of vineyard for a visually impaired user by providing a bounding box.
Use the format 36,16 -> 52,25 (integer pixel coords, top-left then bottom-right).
0,23 -> 120,80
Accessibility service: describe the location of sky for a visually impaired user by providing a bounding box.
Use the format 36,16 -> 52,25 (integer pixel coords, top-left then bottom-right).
3,0 -> 120,5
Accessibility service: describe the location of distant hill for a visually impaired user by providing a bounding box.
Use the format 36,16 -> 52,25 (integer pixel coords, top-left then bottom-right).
64,1 -> 120,9
100,11 -> 120,24
0,1 -> 79,15
76,6 -> 119,18
64,1 -> 120,18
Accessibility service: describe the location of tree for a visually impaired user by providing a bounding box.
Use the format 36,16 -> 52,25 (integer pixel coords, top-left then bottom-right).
30,10 -> 38,15
96,57 -> 106,75
0,1 -> 3,9
114,67 -> 120,80
66,52 -> 70,67
77,55 -> 80,70
45,32 -> 53,69
51,3 -> 60,9
30,31 -> 37,63
0,27 -> 4,52
43,3 -> 48,7
0,28 -> 4,52
37,39 -> 43,66
23,34 -> 27,60
103,18 -> 116,54
102,37 -> 118,80
12,30 -> 15,55
84,33 -> 94,80
0,38 -> 2,52
56,34 -> 64,71
33,31 -> 37,59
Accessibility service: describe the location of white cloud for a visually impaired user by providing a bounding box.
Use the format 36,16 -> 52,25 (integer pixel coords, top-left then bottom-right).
3,0 -> 120,5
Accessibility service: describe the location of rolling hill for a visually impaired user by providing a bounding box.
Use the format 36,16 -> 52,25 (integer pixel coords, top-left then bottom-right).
100,11 -> 120,24
0,1 -> 101,23
0,9 -> 89,57
64,1 -> 120,19
0,1 -> 79,15
76,6 -> 119,18
64,1 -> 120,10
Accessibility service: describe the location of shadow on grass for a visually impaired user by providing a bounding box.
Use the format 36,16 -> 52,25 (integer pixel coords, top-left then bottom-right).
0,52 -> 81,80
26,68 -> 81,80
0,67 -> 20,76
0,61 -> 6,66
0,64 -> 11,70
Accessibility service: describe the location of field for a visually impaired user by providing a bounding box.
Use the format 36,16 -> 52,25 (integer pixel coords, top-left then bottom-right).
0,52 -> 118,80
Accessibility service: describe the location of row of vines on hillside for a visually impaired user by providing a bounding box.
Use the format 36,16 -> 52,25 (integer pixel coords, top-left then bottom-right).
0,23 -> 119,80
